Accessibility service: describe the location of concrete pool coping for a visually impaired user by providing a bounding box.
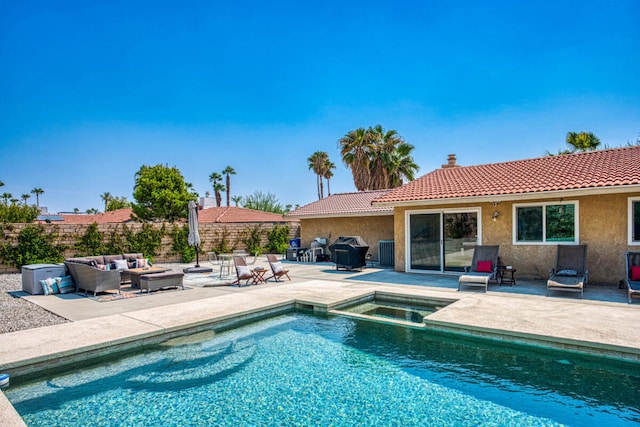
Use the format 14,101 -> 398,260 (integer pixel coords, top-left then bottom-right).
2,260 -> 640,426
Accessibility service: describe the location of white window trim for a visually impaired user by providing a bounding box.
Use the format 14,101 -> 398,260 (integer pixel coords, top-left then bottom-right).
628,197 -> 640,245
512,201 -> 579,245
405,207 -> 482,273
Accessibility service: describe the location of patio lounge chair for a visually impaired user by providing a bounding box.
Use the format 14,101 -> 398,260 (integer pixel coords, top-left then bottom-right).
232,256 -> 253,286
547,245 -> 588,298
266,254 -> 291,282
624,252 -> 640,304
458,245 -> 500,292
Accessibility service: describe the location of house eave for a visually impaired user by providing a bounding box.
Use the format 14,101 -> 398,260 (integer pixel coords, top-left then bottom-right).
288,211 -> 393,220
373,184 -> 640,207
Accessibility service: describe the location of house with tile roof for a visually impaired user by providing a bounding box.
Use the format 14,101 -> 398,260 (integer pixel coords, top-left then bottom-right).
372,147 -> 640,284
286,190 -> 394,261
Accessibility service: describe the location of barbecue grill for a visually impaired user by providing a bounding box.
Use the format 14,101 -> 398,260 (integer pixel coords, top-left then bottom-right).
329,236 -> 369,270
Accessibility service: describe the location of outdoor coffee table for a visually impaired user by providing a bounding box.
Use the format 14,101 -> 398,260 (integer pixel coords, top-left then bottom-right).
128,267 -> 170,288
251,267 -> 268,285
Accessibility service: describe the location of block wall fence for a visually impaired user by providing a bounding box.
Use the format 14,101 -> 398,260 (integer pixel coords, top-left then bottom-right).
0,221 -> 301,273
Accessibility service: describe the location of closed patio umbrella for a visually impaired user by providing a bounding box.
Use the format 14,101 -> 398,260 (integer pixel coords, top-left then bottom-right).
183,200 -> 212,273
188,200 -> 201,266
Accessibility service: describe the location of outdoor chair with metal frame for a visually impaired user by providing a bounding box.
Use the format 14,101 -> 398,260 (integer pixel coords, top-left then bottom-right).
624,251 -> 640,304
458,245 -> 500,292
547,244 -> 588,298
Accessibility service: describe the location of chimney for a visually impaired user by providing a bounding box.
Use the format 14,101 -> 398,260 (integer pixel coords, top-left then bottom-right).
441,154 -> 459,168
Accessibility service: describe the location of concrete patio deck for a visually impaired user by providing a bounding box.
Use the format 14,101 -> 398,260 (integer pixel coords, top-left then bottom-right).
1,257 -> 639,426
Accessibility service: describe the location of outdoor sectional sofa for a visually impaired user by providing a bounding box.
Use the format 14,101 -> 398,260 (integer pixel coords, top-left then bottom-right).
64,253 -> 145,296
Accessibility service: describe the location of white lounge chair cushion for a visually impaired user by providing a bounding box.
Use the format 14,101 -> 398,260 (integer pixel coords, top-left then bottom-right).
272,261 -> 284,273
236,265 -> 251,277
459,272 -> 491,285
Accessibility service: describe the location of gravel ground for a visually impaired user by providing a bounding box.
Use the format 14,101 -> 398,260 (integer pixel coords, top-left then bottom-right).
0,273 -> 69,334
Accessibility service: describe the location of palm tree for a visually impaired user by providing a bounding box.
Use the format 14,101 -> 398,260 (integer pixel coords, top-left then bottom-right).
86,208 -> 99,214
222,166 -> 236,207
231,195 -> 243,206
339,125 -> 418,191
209,172 -> 224,207
31,187 -> 44,208
0,181 -> 4,188
566,131 -> 601,152
73,208 -> 80,213
21,194 -> 31,205
323,160 -> 336,196
1,193 -> 12,205
307,151 -> 329,199
339,127 -> 374,191
100,192 -> 112,212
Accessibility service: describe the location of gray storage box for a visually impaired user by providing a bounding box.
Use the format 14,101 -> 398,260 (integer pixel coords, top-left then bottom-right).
21,264 -> 67,295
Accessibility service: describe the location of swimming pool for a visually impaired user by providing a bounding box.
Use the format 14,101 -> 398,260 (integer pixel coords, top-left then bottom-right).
5,313 -> 640,426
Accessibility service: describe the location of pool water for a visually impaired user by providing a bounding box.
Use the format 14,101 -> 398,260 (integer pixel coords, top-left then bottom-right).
336,297 -> 449,324
6,313 -> 640,426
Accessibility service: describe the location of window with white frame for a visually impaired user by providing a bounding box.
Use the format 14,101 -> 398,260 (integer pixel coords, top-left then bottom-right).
514,202 -> 577,243
629,197 -> 640,245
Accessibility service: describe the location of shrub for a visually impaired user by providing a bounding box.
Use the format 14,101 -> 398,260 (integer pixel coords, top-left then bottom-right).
1,225 -> 65,268
170,224 -> 196,263
266,224 -> 290,254
241,224 -> 264,256
74,223 -> 105,256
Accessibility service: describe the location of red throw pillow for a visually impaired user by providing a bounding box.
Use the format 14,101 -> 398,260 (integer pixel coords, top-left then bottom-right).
631,266 -> 640,281
476,260 -> 493,273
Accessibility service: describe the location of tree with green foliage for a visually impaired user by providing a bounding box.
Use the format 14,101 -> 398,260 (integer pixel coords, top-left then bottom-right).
324,160 -> 336,196
100,192 -> 112,212
21,194 -> 31,205
31,187 -> 44,208
547,131 -> 603,156
222,166 -> 236,207
308,151 -> 329,199
0,203 -> 39,223
242,190 -> 285,214
86,208 -> 99,214
231,195 -> 243,206
132,164 -> 196,222
209,172 -> 224,207
1,193 -> 12,205
106,196 -> 130,211
339,125 -> 418,191
566,131 -> 601,152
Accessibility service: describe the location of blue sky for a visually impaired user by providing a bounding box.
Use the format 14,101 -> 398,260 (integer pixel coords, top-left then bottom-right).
1,0 -> 639,213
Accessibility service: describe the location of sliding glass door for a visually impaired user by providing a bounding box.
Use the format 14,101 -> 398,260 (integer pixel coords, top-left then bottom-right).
407,210 -> 479,272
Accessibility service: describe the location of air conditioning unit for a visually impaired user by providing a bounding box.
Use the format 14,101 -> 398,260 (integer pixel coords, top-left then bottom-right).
378,240 -> 395,267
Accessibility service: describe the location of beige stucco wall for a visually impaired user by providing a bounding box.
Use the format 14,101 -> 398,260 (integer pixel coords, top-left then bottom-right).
393,192 -> 640,285
299,215 -> 394,260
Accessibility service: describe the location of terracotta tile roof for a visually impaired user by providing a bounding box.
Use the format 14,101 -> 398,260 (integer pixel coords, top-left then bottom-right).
374,146 -> 640,204
39,208 -> 135,224
287,190 -> 393,218
198,206 -> 295,223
